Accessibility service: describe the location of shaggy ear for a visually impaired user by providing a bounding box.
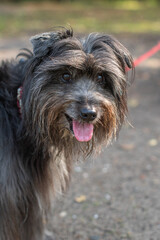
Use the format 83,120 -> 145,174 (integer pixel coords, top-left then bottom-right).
30,32 -> 59,56
30,29 -> 73,56
85,33 -> 133,71
105,35 -> 133,70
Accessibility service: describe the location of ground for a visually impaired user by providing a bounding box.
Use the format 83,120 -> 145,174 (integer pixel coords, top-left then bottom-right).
0,33 -> 160,240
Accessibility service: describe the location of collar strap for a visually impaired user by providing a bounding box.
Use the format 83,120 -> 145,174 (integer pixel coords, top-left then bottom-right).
17,86 -> 23,115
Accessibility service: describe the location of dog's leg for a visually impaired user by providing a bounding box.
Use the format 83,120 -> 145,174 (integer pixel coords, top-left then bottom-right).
0,190 -> 45,240
0,200 -> 21,240
22,213 -> 43,240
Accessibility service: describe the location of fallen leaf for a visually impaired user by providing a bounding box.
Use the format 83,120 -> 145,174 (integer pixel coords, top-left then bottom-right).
128,99 -> 139,108
120,143 -> 135,151
148,139 -> 158,147
75,195 -> 87,203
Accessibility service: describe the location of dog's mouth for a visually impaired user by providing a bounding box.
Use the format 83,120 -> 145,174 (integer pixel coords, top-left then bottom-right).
65,114 -> 94,142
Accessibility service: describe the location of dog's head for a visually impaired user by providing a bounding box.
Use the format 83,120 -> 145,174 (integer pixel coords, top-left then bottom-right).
22,28 -> 133,157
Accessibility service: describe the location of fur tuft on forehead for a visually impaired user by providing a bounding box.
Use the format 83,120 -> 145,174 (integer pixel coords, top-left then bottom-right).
30,28 -> 73,56
29,28 -> 133,73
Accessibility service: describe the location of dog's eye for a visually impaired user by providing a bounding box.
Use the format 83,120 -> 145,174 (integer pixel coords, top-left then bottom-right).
97,75 -> 104,85
61,73 -> 72,83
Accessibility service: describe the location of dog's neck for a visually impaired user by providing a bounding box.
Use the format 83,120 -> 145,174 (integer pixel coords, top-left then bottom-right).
17,86 -> 23,116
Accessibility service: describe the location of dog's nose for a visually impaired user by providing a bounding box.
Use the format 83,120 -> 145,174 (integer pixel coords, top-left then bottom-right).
80,108 -> 97,121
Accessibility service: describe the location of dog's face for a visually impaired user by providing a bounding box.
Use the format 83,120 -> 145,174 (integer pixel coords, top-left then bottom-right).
23,29 -> 133,156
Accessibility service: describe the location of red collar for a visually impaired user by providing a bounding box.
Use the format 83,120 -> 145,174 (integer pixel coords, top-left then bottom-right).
17,86 -> 23,115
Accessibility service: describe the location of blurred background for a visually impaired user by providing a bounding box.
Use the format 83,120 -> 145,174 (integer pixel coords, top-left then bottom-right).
0,0 -> 160,240
0,0 -> 160,36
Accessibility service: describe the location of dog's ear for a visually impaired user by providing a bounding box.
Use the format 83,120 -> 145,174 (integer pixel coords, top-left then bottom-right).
30,29 -> 73,56
104,35 -> 133,70
85,33 -> 133,71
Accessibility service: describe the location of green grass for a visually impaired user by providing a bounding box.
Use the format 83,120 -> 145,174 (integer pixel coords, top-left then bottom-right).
0,0 -> 160,37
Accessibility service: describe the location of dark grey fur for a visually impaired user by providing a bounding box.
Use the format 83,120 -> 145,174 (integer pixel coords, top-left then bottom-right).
0,28 -> 133,240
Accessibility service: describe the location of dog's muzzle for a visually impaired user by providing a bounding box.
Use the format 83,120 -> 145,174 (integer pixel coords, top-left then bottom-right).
65,106 -> 97,142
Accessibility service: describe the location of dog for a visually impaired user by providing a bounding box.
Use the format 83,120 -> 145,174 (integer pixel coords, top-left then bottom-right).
0,28 -> 133,240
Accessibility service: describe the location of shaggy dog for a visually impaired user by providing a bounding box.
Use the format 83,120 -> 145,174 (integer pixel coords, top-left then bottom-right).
0,28 -> 133,240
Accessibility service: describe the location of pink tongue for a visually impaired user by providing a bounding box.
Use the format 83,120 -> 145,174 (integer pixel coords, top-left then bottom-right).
72,120 -> 93,142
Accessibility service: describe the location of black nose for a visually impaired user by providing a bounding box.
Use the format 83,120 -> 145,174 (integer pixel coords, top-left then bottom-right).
80,108 -> 97,121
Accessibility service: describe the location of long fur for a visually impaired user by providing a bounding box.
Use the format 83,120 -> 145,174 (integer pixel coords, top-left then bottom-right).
0,28 -> 133,240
